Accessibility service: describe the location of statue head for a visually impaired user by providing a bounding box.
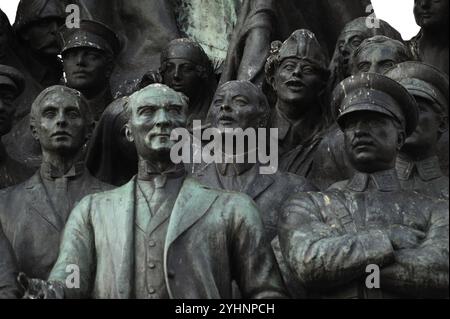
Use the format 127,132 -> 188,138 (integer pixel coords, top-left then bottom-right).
160,38 -> 214,101
414,0 -> 449,31
125,84 -> 188,162
330,17 -> 403,82
14,0 -> 65,57
333,73 -> 418,173
208,80 -> 270,132
0,65 -> 25,136
266,29 -> 329,118
30,85 -> 94,157
351,36 -> 412,75
385,61 -> 449,158
61,20 -> 121,98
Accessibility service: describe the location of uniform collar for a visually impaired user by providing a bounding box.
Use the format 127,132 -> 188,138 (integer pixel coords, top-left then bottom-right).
40,161 -> 85,181
347,168 -> 401,192
396,154 -> 443,182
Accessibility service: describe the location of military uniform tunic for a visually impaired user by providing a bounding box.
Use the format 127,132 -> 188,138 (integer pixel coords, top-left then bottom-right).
396,155 -> 449,200
279,169 -> 449,298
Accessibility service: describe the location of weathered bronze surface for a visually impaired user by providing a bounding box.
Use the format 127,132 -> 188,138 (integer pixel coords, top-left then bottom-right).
278,73 -> 449,299
0,86 -> 112,280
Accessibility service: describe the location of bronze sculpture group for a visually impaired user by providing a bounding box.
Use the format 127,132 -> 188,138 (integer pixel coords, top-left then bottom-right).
0,0 -> 448,299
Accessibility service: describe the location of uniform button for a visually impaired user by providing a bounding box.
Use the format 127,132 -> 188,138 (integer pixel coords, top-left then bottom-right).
148,263 -> 156,269
149,240 -> 156,247
168,270 -> 175,279
148,287 -> 156,294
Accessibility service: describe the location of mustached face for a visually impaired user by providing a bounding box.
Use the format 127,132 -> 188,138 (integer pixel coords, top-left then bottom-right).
343,111 -> 404,173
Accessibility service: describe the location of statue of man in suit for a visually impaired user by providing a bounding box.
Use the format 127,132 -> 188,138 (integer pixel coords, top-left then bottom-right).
194,80 -> 316,241
0,85 -> 112,280
21,84 -> 286,299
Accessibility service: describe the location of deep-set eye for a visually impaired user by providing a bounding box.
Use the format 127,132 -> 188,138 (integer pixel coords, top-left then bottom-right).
351,39 -> 362,48
302,65 -> 314,74
168,106 -> 181,114
234,97 -> 249,106
213,99 -> 223,107
42,110 -> 57,118
358,62 -> 370,72
67,110 -> 81,119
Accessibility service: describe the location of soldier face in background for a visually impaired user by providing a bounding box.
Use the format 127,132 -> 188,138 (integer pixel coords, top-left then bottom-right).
209,81 -> 267,132
352,43 -> 408,75
31,89 -> 90,156
402,96 -> 448,154
126,85 -> 188,161
0,85 -> 16,136
336,31 -> 366,76
343,112 -> 404,173
63,48 -> 113,96
414,0 -> 449,30
274,58 -> 325,118
20,17 -> 62,57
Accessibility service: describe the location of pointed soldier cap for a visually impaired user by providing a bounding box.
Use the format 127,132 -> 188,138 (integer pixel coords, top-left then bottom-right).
278,29 -> 329,71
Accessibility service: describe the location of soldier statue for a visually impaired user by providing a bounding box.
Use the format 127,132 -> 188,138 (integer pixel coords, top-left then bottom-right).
0,222 -> 20,299
278,73 -> 449,299
386,61 -> 449,200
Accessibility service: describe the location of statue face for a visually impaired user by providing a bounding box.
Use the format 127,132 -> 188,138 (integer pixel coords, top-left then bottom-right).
21,17 -> 61,57
352,44 -> 402,75
343,112 -> 403,173
126,87 -> 187,161
0,86 -> 16,136
161,58 -> 200,100
31,91 -> 89,156
414,0 -> 449,29
274,58 -> 324,116
336,31 -> 366,76
63,48 -> 112,95
403,97 -> 447,152
209,82 -> 264,131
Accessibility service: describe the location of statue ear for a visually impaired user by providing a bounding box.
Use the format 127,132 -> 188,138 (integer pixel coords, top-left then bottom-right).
397,130 -> 406,151
30,121 -> 39,142
438,115 -> 449,135
124,124 -> 134,143
85,121 -> 95,142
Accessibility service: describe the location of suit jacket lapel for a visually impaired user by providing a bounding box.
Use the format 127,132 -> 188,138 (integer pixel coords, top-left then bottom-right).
165,178 -> 218,249
245,173 -> 274,200
25,172 -> 63,232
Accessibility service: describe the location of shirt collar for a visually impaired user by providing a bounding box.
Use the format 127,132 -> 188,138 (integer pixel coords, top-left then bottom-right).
137,160 -> 186,188
40,161 -> 85,181
397,155 -> 443,181
347,168 -> 401,192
